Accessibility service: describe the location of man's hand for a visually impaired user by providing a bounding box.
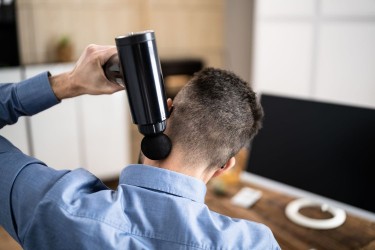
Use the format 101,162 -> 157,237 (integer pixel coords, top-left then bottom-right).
50,44 -> 124,100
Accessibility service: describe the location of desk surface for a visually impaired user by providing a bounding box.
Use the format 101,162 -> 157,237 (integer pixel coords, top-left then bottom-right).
205,181 -> 375,250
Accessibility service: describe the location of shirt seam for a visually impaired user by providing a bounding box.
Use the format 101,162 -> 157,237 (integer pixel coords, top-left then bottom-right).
13,83 -> 25,117
122,166 -> 207,203
126,183 -> 203,204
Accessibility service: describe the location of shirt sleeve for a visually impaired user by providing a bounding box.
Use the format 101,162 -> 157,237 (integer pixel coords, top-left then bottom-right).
0,72 -> 59,129
0,72 -> 66,243
0,139 -> 70,244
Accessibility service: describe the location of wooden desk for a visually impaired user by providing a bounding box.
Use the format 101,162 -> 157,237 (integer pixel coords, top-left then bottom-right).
0,227 -> 21,250
205,182 -> 375,250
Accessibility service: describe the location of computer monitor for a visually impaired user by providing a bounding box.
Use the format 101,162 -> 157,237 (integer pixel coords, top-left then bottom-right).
245,94 -> 375,219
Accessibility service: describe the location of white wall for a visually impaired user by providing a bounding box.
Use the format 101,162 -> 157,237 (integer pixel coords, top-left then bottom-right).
224,0 -> 254,83
252,0 -> 375,109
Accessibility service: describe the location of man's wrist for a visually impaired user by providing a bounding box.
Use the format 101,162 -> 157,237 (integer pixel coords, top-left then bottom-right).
49,72 -> 74,100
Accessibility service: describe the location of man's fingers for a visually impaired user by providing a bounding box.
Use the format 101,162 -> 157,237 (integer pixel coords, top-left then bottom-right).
83,44 -> 117,65
97,46 -> 117,65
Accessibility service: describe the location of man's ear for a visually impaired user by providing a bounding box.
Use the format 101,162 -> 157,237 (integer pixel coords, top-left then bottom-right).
167,98 -> 173,112
212,157 -> 236,178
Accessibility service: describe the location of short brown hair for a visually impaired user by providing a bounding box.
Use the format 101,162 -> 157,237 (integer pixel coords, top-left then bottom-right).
167,67 -> 263,168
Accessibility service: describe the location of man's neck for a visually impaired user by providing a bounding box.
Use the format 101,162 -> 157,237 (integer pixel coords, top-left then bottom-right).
142,150 -> 215,184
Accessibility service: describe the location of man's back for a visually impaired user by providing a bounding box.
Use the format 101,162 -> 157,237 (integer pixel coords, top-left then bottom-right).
21,165 -> 278,249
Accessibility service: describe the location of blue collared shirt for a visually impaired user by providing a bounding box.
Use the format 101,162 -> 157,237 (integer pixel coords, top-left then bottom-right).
0,73 -> 280,249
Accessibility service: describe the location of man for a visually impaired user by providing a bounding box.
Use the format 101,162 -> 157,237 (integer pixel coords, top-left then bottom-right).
0,44 -> 280,249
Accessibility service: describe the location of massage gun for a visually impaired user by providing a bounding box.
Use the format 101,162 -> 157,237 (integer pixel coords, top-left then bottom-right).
103,30 -> 172,160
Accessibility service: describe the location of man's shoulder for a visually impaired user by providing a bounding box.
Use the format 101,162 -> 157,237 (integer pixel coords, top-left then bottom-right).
207,208 -> 268,231
206,209 -> 280,249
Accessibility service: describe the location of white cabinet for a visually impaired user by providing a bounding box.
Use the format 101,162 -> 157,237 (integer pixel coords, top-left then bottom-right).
28,99 -> 81,169
79,93 -> 130,179
252,0 -> 375,109
321,0 -> 375,16
0,67 -> 30,155
253,22 -> 313,98
315,23 -> 375,108
0,67 -> 22,82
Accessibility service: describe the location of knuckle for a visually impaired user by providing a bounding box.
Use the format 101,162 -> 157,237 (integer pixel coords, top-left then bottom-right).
85,44 -> 97,54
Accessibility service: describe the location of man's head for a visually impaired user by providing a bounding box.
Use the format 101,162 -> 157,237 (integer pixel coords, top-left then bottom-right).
166,67 -> 263,170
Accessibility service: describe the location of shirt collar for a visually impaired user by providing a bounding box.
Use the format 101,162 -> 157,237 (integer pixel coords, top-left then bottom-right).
119,164 -> 207,203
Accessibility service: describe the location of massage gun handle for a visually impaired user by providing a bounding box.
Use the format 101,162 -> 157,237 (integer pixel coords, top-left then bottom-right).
103,54 -> 125,87
102,52 -> 167,136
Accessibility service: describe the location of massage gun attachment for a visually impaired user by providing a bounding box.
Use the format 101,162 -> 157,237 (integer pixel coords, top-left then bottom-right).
104,31 -> 172,160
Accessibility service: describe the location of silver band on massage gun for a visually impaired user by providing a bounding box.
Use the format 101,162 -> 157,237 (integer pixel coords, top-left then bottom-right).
103,30 -> 172,160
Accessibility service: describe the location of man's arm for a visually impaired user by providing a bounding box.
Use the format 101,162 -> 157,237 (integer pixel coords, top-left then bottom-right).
0,44 -> 123,129
49,44 -> 123,100
0,72 -> 58,129
0,44 -> 124,244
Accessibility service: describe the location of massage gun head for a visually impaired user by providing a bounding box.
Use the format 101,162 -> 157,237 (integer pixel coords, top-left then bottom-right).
104,30 -> 172,160
141,133 -> 172,160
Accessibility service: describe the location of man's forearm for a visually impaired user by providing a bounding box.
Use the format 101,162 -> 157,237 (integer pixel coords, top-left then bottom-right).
0,72 -> 59,129
0,83 -> 24,129
0,44 -> 124,129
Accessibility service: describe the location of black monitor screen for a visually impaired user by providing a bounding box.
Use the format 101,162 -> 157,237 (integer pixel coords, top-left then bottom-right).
246,94 -> 375,213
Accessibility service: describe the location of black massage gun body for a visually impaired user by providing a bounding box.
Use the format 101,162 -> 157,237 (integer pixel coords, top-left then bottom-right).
104,31 -> 172,160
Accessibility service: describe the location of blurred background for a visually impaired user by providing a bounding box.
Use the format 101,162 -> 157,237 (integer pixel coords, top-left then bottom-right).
1,0 -> 375,249
0,0 -> 255,178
